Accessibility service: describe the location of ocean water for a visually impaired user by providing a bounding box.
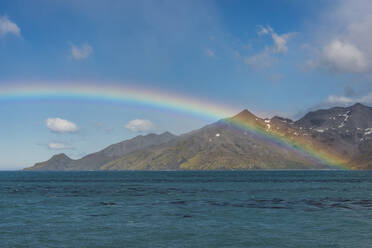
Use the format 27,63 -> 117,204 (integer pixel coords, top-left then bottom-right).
0,171 -> 372,248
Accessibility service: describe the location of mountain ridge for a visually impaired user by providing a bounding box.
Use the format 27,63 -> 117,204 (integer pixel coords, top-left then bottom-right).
25,132 -> 176,171
24,103 -> 372,171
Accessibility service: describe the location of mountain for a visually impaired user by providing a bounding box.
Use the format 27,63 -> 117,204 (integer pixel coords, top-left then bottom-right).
25,132 -> 176,171
25,103 -> 372,171
294,103 -> 372,169
28,153 -> 74,171
101,110 -> 325,170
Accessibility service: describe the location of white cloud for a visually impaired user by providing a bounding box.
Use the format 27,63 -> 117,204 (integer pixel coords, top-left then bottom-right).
326,92 -> 372,105
256,25 -> 294,54
310,0 -> 372,74
46,118 -> 78,133
71,43 -> 93,60
206,49 -> 215,57
125,119 -> 154,133
246,25 -> 294,69
0,16 -> 21,37
272,33 -> 291,54
322,39 -> 367,73
48,143 -> 72,150
326,95 -> 355,105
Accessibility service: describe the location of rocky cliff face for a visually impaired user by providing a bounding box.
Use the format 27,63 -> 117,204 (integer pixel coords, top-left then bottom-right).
25,103 -> 372,170
294,103 -> 372,169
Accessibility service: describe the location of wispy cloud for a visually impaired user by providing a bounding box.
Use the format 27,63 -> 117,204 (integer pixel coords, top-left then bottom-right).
326,93 -> 372,105
272,33 -> 292,54
70,43 -> 93,60
125,119 -> 154,133
48,142 -> 73,150
257,25 -> 273,36
46,118 -> 78,133
245,25 -> 295,69
0,16 -> 21,38
257,25 -> 295,54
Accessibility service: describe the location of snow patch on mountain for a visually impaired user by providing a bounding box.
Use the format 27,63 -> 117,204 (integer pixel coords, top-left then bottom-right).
364,128 -> 372,136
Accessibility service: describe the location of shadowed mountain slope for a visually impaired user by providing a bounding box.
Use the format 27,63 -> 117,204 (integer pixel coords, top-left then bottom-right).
294,103 -> 372,169
25,132 -> 176,170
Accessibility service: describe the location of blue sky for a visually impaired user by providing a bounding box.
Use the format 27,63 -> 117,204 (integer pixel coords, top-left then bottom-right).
1,0 -> 372,169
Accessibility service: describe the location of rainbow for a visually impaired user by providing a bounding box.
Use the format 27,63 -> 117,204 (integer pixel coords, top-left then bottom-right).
0,82 -> 351,169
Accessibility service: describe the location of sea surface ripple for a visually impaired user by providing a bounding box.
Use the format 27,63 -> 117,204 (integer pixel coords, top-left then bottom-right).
0,171 -> 371,248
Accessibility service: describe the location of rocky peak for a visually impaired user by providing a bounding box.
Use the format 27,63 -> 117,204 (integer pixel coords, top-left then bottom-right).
350,103 -> 368,110
49,153 -> 72,161
231,109 -> 259,121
